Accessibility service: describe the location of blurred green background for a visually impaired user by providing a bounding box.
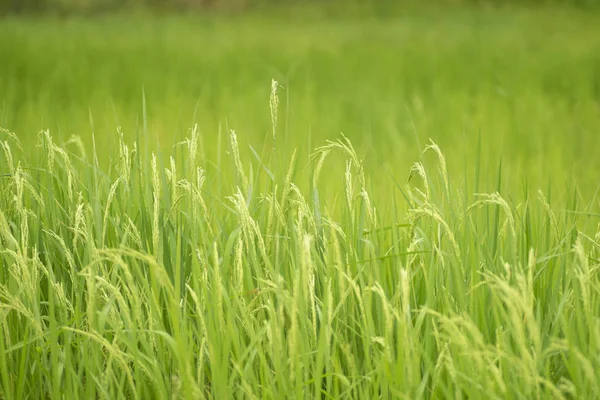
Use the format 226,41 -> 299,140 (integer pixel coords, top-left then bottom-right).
1,2 -> 599,200
2,0 -> 600,14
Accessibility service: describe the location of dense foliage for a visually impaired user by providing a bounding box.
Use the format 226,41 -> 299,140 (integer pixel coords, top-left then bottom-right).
1,4 -> 599,398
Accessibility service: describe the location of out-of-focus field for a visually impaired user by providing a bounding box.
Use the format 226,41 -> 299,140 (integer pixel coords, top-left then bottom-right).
1,6 -> 599,196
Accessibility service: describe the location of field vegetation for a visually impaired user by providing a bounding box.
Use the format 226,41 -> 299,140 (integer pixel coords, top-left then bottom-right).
1,3 -> 600,398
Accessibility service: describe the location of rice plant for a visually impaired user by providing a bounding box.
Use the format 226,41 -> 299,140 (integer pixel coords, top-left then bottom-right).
1,107 -> 599,399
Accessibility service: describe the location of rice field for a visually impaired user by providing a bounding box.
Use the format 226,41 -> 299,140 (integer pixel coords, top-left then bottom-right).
1,4 -> 600,399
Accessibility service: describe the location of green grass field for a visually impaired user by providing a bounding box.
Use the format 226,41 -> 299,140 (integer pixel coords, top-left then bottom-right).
1,3 -> 600,399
